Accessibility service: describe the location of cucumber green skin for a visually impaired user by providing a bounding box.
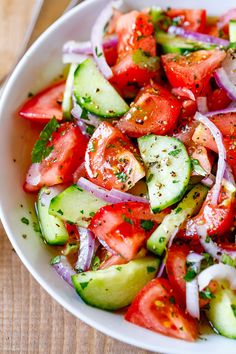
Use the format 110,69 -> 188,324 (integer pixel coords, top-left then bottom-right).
207,285 -> 236,339
147,184 -> 208,256
138,135 -> 191,213
74,58 -> 129,118
37,188 -> 69,245
156,33 -> 216,54
72,257 -> 159,311
229,20 -> 236,43
49,184 -> 107,228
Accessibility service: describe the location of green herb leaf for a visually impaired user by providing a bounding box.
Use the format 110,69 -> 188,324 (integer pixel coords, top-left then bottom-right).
50,255 -> 61,265
169,296 -> 175,304
81,108 -> 89,120
147,266 -> 156,273
175,207 -> 182,214
21,217 -> 29,225
31,117 -> 59,163
91,256 -> 101,271
89,212 -> 95,217
184,269 -> 197,282
80,281 -> 90,289
33,220 -> 41,233
95,46 -> 103,57
123,215 -> 133,225
231,304 -> 236,318
191,158 -> 207,176
57,209 -> 64,216
86,124 -> 95,136
116,266 -> 122,271
200,287 -> 215,300
168,148 -> 182,157
115,171 -> 128,183
221,253 -> 235,266
140,219 -> 154,231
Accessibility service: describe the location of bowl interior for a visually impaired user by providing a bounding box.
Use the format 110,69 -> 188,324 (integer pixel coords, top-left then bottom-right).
0,0 -> 236,353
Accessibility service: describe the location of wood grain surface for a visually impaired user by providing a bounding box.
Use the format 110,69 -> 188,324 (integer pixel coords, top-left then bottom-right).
0,1 -> 158,353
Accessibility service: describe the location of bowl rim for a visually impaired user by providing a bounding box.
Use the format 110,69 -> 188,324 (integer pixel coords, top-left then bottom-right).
0,1 -> 236,353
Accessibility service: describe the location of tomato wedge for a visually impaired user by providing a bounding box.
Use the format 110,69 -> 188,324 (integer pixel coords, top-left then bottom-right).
24,123 -> 88,192
166,8 -> 206,32
125,278 -> 198,341
162,50 -> 226,96
117,83 -> 181,137
185,180 -> 235,237
85,122 -> 145,191
89,202 -> 169,260
19,81 -> 65,123
207,88 -> 231,112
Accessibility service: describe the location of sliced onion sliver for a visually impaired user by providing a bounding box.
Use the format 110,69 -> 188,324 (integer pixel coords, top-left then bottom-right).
62,53 -> 89,64
91,0 -> 122,78
40,185 -> 65,207
197,97 -> 208,114
77,177 -> 121,203
194,112 -> 226,205
206,107 -> 236,117
197,225 -> 236,261
63,36 -> 118,56
214,67 -> 236,101
72,102 -> 101,128
52,256 -> 75,287
110,188 -> 149,203
171,87 -> 195,101
186,252 -> 203,320
224,163 -> 236,187
168,26 -> 229,47
156,260 -> 166,278
75,227 -> 96,272
201,173 -> 215,188
198,263 -> 236,291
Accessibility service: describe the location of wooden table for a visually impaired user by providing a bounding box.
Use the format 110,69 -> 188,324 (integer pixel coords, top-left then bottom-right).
0,1 -> 158,353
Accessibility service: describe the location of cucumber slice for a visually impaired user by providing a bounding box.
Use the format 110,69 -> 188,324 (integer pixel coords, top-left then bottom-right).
147,184 -> 208,256
229,20 -> 236,43
74,58 -> 129,117
207,285 -> 236,339
49,184 -> 107,227
36,187 -> 69,245
156,32 -> 215,54
138,135 -> 191,213
72,256 -> 159,310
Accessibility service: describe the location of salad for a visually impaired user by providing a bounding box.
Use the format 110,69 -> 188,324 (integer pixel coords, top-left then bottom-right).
19,0 -> 236,342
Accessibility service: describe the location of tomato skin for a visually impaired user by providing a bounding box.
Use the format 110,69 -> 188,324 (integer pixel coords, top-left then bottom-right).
188,144 -> 214,175
116,11 -> 156,58
116,83 -> 181,138
89,202 -> 168,261
85,122 -> 145,191
224,137 -> 236,179
185,181 -> 235,237
174,120 -> 198,146
24,123 -> 88,192
207,88 -> 231,111
104,45 -> 118,67
166,244 -> 190,309
125,278 -> 198,341
19,81 -> 65,123
166,9 -> 206,33
162,50 -> 226,96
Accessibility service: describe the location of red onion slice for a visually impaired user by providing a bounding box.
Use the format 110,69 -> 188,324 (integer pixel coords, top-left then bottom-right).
224,163 -> 236,187
186,252 -> 203,320
91,0 -> 122,78
168,26 -> 229,47
71,102 -> 101,128
25,163 -> 41,188
75,227 -> 96,272
156,260 -> 166,278
77,177 -> 121,203
206,107 -> 236,117
214,67 -> 236,101
198,263 -> 236,291
62,53 -> 89,64
52,256 -> 75,287
218,9 -> 236,30
197,225 -> 236,261
201,173 -> 215,188
40,185 -> 65,208
63,36 -> 118,56
110,188 -> 149,203
194,112 -> 226,205
197,97 -> 208,114
171,87 -> 195,101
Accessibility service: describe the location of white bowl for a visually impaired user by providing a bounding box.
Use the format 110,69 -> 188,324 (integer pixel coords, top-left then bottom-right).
0,1 -> 236,353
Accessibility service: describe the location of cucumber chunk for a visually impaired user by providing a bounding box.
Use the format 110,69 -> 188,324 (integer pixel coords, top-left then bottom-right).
138,135 -> 191,213
147,184 -> 208,256
72,256 -> 159,310
49,184 -> 107,227
36,187 -> 69,245
62,63 -> 77,120
156,32 -> 215,54
229,20 -> 236,43
207,285 -> 236,339
74,58 -> 129,117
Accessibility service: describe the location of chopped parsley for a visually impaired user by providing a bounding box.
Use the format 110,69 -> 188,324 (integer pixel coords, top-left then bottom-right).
31,117 -> 59,163
88,140 -> 96,152
184,268 -> 197,282
57,209 -> 64,216
159,237 -> 166,243
81,108 -> 89,120
221,253 -> 235,266
191,158 -> 207,176
33,220 -> 41,233
50,255 -> 61,265
168,148 -> 182,157
89,212 -> 95,217
147,173 -> 154,183
95,46 -> 103,57
147,266 -> 156,273
140,219 -> 154,231
200,287 -> 215,300
116,266 -> 122,271
205,235 -> 211,243
169,296 -> 175,304
175,207 -> 182,214
81,95 -> 92,104
91,256 -> 101,271
123,215 -> 133,224
115,171 -> 128,183
80,281 -> 90,289
21,217 -> 29,225
86,124 -> 95,136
